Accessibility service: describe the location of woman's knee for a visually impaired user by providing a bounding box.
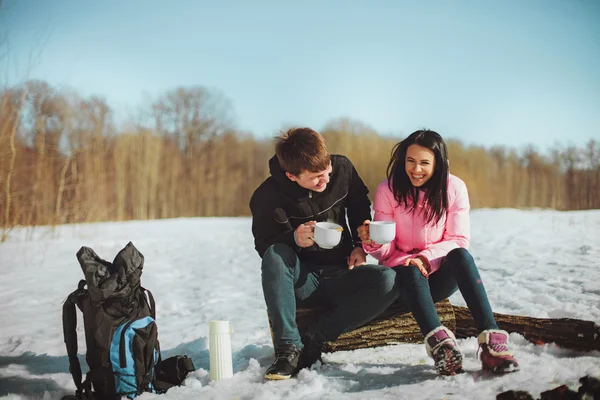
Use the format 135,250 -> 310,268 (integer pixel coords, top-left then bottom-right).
444,248 -> 477,275
394,265 -> 428,287
446,248 -> 474,265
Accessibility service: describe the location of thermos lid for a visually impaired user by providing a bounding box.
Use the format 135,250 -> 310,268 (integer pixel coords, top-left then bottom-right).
209,320 -> 232,334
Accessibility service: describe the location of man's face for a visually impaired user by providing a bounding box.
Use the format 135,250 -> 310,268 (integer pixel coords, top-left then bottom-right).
286,163 -> 332,192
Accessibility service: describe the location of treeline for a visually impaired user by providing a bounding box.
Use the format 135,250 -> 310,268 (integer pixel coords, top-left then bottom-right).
0,81 -> 598,239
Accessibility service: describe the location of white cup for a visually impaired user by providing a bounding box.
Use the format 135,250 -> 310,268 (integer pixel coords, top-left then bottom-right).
369,221 -> 396,244
209,320 -> 233,381
313,222 -> 343,249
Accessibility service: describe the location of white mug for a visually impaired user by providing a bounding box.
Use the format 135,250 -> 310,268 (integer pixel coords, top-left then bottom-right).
369,221 -> 396,244
313,222 -> 343,249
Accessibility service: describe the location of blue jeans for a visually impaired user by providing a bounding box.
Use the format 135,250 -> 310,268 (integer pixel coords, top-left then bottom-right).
393,248 -> 499,336
262,243 -> 397,348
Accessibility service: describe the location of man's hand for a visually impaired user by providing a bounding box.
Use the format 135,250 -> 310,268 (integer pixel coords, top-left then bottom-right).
357,220 -> 372,245
295,221 -> 316,248
347,247 -> 367,270
403,256 -> 430,277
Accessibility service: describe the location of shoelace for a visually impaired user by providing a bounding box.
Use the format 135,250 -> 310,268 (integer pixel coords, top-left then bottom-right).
476,341 -> 509,358
489,342 -> 510,353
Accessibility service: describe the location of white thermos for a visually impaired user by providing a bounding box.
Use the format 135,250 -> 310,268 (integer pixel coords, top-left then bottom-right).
209,320 -> 233,380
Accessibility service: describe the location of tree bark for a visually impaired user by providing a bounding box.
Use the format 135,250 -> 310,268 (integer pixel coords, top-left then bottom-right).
454,306 -> 600,352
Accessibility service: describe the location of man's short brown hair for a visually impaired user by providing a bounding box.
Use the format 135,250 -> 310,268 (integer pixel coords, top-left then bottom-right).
275,127 -> 330,176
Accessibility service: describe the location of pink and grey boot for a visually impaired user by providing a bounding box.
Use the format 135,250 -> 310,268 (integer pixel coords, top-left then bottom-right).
424,326 -> 464,376
478,329 -> 519,374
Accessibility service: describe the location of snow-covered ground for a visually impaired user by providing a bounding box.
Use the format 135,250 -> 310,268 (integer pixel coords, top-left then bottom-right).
0,209 -> 599,399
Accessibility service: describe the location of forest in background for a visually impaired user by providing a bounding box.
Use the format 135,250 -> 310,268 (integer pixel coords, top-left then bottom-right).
1,81 -> 598,240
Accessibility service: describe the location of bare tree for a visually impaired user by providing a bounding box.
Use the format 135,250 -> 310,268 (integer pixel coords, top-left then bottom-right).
152,86 -> 235,216
1,87 -> 28,240
153,86 -> 234,155
584,140 -> 599,209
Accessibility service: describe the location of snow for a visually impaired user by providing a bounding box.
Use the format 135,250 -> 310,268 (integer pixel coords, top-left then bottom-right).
0,209 -> 599,399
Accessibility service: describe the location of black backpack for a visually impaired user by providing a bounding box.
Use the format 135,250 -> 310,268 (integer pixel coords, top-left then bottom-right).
62,242 -> 195,400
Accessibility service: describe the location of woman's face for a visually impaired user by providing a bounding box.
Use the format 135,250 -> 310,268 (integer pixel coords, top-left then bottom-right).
405,144 -> 436,187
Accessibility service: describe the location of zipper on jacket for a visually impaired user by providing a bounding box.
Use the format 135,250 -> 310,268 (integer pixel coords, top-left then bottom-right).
307,189 -> 323,250
412,206 -> 416,249
307,190 -> 318,217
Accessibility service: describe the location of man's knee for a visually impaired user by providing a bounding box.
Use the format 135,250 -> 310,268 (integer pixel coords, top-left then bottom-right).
262,243 -> 297,275
360,265 -> 396,293
379,266 -> 396,293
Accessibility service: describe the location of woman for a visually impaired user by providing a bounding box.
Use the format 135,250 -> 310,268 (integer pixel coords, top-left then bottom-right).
358,129 -> 518,376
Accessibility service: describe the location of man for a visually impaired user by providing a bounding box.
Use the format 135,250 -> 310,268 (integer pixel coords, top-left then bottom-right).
250,127 -> 396,380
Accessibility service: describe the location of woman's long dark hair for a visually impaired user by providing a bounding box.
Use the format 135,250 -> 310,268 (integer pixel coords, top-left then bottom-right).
386,129 -> 449,225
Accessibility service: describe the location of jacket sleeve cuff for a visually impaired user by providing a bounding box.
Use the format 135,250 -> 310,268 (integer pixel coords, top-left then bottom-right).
418,250 -> 443,274
418,249 -> 432,262
362,241 -> 384,256
284,229 -> 301,251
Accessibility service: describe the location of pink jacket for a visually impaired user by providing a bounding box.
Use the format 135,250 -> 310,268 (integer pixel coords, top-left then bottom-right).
363,174 -> 471,274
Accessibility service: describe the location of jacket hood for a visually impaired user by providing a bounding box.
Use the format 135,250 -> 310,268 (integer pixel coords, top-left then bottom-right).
269,155 -> 310,199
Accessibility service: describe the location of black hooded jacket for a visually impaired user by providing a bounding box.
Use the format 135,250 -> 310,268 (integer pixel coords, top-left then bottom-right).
250,154 -> 372,266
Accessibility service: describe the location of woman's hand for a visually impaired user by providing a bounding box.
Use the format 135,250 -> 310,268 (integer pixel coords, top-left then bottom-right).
347,247 -> 367,270
403,255 -> 430,277
357,220 -> 372,245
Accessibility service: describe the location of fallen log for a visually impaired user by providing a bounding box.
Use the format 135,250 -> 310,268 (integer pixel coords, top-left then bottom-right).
269,300 -> 600,353
454,306 -> 600,352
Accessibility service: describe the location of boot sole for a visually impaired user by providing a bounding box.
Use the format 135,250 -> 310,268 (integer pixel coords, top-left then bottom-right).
484,360 -> 519,374
436,346 -> 464,376
264,373 -> 293,380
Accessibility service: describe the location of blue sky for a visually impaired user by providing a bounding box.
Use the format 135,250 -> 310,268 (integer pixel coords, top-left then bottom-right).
2,0 -> 599,148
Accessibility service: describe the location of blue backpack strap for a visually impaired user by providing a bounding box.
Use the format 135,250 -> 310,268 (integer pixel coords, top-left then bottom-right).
118,287 -> 156,369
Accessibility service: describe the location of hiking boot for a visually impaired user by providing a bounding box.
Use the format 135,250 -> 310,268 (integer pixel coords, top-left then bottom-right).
300,331 -> 326,370
264,344 -> 302,380
478,329 -> 519,374
424,326 -> 464,376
